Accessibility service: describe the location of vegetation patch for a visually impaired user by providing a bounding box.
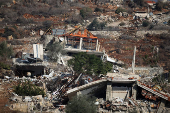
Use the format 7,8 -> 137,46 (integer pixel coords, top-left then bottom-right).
68,52 -> 112,75
14,80 -> 45,97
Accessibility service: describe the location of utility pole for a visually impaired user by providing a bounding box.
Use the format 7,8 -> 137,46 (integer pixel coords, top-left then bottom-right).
132,46 -> 136,74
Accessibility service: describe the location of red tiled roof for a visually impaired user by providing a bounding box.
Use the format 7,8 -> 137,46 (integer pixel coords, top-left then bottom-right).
146,1 -> 156,4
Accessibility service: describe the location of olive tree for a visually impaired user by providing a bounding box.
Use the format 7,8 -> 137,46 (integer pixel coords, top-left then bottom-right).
46,42 -> 66,62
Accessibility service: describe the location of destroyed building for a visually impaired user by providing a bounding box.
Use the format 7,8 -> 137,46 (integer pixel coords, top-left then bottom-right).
13,44 -> 45,77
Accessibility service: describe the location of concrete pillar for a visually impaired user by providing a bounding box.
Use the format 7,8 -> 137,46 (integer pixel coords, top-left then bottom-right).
96,39 -> 98,51
106,82 -> 112,101
65,36 -> 67,44
132,84 -> 137,100
132,46 -> 136,74
98,44 -> 100,52
79,38 -> 83,50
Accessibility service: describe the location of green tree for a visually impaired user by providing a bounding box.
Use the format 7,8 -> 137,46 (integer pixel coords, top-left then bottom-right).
155,1 -> 163,11
46,41 -> 66,62
68,52 -> 112,75
115,7 -> 125,14
65,95 -> 97,113
133,0 -> 145,6
80,7 -> 92,19
0,41 -> 13,59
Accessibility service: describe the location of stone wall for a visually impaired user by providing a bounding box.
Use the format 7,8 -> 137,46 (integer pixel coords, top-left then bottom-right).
91,31 -> 122,38
128,67 -> 163,76
136,30 -> 169,37
90,30 -> 168,39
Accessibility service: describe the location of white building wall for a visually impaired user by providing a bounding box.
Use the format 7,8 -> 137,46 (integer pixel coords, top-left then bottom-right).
33,44 -> 43,60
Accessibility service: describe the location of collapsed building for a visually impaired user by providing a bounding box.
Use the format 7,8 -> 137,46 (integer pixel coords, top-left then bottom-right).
13,44 -> 45,77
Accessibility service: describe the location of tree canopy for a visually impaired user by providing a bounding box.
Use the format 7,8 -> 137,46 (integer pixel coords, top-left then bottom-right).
68,52 -> 112,75
156,1 -> 163,11
46,41 -> 66,62
133,0 -> 145,7
65,95 -> 97,113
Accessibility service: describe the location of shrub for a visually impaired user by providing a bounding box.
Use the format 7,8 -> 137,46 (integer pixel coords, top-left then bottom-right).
119,22 -> 125,26
2,27 -> 21,39
14,80 -> 45,97
0,62 -> 10,70
42,20 -> 53,31
156,1 -> 163,11
133,0 -> 145,6
94,7 -> 102,12
0,41 -> 13,59
80,7 -> 92,19
87,19 -> 106,31
115,7 -> 125,14
142,20 -> 150,27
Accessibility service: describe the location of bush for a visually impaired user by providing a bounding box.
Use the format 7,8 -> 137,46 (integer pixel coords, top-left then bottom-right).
133,0 -> 145,6
80,7 -> 92,19
0,62 -> 10,70
2,27 -> 20,39
128,1 -> 135,8
0,41 -> 13,59
87,18 -> 106,31
156,1 -> 163,11
119,22 -> 125,26
142,20 -> 150,27
94,7 -> 102,12
115,7 -> 125,14
42,20 -> 53,31
14,80 -> 45,97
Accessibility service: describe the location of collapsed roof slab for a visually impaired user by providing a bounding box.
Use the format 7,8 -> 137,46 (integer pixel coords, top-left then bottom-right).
64,48 -> 104,56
